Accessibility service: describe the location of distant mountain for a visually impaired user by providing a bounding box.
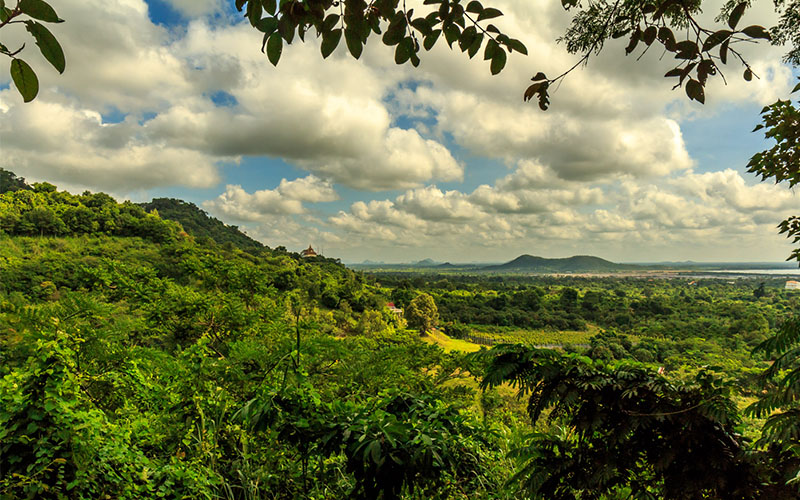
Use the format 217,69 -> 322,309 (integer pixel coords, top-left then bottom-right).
483,254 -> 639,273
138,198 -> 264,252
413,258 -> 441,267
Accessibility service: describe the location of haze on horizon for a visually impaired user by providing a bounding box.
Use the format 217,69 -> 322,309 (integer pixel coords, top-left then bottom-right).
0,0 -> 797,264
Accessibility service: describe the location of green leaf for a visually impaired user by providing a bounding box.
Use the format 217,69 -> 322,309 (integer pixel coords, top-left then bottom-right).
345,28 -> 362,59
484,38 -> 498,60
266,32 -> 282,66
702,30 -> 731,52
18,0 -> 61,23
321,29 -> 342,58
477,7 -> 502,21
246,0 -> 262,27
25,21 -> 65,73
256,16 -> 278,35
685,79 -> 705,104
643,26 -> 657,46
382,16 -> 407,46
490,47 -> 506,75
322,13 -> 339,32
505,38 -> 527,55
728,2 -> 746,30
277,15 -> 294,43
792,81 -> 800,94
395,37 -> 413,64
468,32 -> 483,58
262,0 -> 277,15
423,30 -> 441,51
458,26 -> 477,52
10,59 -> 39,102
444,24 -> 460,48
741,25 -> 771,40
465,1 -> 483,14
410,17 -> 432,36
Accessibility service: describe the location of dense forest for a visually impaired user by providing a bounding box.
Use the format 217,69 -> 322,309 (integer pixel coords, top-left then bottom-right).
2,174 -> 800,498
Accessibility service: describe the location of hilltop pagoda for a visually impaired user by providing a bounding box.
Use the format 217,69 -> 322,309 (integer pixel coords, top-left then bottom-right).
300,245 -> 317,258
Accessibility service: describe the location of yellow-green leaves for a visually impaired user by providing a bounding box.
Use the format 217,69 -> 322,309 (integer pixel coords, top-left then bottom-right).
10,59 -> 38,102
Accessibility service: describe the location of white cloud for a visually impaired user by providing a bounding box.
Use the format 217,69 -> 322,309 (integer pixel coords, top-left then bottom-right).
0,94 -> 219,191
203,175 -> 338,221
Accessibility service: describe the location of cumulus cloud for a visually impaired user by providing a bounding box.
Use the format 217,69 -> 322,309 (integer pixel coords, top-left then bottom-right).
203,175 -> 338,221
0,0 -> 461,193
0,94 -> 219,191
324,165 -> 797,262
671,169 -> 798,212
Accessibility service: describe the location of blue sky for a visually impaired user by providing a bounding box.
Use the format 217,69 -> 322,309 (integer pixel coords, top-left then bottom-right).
1,0 -> 797,263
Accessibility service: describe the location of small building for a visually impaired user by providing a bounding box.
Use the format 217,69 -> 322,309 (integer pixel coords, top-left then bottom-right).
786,280 -> 800,290
300,245 -> 317,258
386,302 -> 404,316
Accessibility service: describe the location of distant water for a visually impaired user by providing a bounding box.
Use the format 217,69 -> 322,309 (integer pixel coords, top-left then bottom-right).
708,269 -> 800,275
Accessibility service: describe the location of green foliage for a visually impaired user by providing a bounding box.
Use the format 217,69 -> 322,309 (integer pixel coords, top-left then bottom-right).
479,345 -> 794,498
241,385 -> 493,500
525,1 -> 779,109
1,0 -> 64,102
238,0 -> 525,75
405,292 -> 438,334
138,198 -> 265,253
0,185 -> 183,242
0,168 -> 31,193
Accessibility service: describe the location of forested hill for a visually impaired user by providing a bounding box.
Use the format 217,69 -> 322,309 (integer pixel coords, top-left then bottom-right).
0,168 -> 32,193
138,198 -> 264,252
483,254 -> 640,272
0,169 -> 263,252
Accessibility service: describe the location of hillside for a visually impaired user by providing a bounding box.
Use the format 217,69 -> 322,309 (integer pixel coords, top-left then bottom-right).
138,198 -> 264,252
0,178 -> 500,499
483,254 -> 639,273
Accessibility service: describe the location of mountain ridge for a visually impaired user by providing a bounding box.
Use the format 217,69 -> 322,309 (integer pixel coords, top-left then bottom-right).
482,254 -> 639,273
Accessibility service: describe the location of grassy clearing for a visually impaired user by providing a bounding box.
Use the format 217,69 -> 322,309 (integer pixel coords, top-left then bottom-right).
423,329 -> 482,352
467,324 -> 599,346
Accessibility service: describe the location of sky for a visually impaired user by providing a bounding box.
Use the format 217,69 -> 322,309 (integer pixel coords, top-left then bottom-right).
0,0 -> 798,264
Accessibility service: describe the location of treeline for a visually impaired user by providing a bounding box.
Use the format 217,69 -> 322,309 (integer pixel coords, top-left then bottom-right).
0,182 -> 182,243
382,274 -> 780,346
139,198 -> 265,252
